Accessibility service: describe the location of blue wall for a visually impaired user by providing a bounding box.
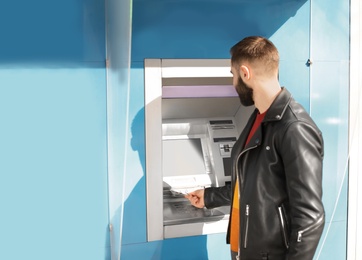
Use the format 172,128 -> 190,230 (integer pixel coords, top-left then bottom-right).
310,1 -> 350,259
122,0 -> 350,259
0,0 -> 350,259
0,1 -> 110,260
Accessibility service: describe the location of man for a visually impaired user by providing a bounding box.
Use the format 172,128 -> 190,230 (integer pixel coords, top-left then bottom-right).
185,36 -> 325,260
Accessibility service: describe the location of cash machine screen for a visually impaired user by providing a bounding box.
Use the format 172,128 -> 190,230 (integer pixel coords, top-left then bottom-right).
162,138 -> 205,177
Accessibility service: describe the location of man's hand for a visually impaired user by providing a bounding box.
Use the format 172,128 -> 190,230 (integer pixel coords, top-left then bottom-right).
185,189 -> 205,208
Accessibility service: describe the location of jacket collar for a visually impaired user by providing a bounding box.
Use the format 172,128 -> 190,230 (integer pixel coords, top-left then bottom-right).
233,87 -> 292,153
263,87 -> 292,122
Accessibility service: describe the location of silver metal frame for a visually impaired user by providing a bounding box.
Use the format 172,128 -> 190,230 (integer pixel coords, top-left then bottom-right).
144,59 -> 164,241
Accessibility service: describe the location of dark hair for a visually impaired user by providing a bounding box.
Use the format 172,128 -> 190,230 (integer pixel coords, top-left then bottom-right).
230,36 -> 279,73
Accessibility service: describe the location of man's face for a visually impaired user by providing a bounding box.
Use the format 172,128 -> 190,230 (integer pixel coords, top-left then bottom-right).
232,67 -> 254,107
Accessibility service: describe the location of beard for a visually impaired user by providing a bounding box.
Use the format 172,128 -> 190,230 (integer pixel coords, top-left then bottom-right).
235,75 -> 254,106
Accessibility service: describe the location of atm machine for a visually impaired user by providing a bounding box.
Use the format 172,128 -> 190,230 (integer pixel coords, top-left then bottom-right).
145,59 -> 253,241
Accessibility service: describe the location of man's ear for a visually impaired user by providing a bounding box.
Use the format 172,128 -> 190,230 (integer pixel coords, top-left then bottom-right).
239,65 -> 251,80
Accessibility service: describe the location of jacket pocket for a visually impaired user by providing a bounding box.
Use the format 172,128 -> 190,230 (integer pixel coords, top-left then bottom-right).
277,205 -> 290,249
297,215 -> 324,242
242,204 -> 250,248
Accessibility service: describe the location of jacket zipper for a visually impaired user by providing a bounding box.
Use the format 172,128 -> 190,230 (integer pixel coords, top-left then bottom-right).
234,144 -> 258,255
243,204 -> 250,248
277,206 -> 289,249
297,215 -> 324,242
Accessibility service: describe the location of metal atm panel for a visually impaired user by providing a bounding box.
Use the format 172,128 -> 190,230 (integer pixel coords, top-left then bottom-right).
145,59 -> 253,241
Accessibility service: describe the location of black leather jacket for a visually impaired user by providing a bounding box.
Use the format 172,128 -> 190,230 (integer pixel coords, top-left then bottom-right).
204,88 -> 325,260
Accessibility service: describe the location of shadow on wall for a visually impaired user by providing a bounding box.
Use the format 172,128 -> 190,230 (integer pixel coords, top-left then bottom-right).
131,0 -> 308,62
121,107 -> 210,259
123,107 -> 147,245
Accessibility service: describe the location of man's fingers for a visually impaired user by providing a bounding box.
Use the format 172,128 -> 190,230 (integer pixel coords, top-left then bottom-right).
185,190 -> 204,208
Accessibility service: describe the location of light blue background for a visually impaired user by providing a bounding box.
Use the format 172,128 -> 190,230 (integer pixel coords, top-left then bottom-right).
0,0 -> 349,259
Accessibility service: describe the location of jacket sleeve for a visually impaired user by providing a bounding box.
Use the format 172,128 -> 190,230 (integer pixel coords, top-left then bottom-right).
203,184 -> 232,209
280,121 -> 325,260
